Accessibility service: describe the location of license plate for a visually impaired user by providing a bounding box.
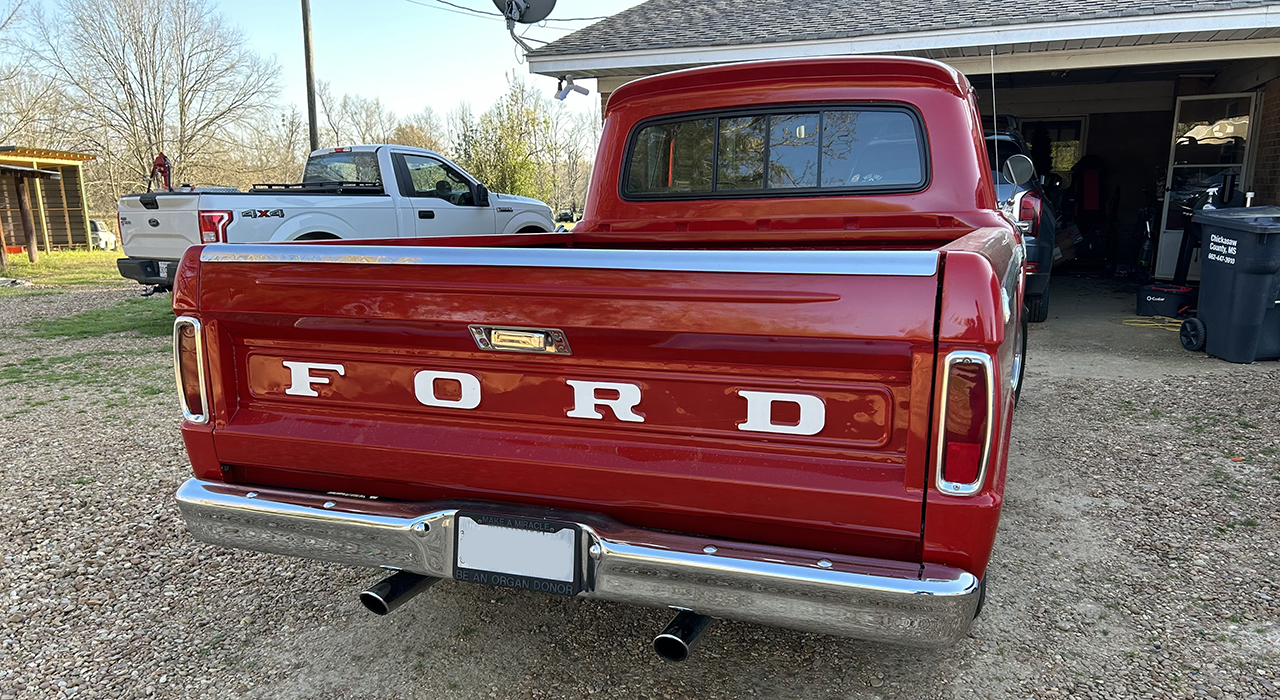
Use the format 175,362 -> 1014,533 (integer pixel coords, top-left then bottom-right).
453,512 -> 581,596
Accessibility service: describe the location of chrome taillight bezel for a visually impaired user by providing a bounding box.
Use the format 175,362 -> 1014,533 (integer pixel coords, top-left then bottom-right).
173,316 -> 209,424
934,350 -> 995,496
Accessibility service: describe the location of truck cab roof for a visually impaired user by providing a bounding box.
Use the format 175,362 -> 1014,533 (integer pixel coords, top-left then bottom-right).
310,144 -> 447,161
578,55 -> 1002,246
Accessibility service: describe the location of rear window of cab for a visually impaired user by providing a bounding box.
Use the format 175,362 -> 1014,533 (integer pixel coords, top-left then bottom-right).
623,105 -> 928,199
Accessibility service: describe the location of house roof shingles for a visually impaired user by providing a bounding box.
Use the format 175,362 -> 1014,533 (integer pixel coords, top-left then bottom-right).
528,0 -> 1280,57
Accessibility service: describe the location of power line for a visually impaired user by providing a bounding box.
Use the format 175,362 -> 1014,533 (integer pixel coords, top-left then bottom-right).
424,0 -> 611,22
435,0 -> 503,17
401,0 -> 503,21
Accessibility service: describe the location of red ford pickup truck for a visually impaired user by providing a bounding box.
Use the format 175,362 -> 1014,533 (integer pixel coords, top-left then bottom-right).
173,57 -> 1027,658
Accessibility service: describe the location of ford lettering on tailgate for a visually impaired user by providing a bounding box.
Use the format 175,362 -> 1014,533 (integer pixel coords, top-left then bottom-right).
247,355 -> 893,447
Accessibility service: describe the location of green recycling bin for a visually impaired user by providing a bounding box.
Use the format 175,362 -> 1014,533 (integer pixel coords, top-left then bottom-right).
1183,207 -> 1280,363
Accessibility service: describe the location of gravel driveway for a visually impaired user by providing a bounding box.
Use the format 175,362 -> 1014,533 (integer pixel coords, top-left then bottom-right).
1,283 -> 1277,700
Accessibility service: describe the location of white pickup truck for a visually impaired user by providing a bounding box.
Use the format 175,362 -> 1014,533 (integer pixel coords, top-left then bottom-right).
116,145 -> 556,290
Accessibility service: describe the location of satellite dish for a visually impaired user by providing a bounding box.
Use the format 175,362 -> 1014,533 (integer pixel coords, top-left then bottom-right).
491,0 -> 555,24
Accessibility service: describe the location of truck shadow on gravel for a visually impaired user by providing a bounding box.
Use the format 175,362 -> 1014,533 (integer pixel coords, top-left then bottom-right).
239,578 -> 951,700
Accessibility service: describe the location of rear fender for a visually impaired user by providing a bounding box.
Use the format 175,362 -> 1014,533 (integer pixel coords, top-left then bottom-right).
173,245 -> 224,479
502,211 -> 553,234
924,226 -> 1022,579
267,212 -> 359,241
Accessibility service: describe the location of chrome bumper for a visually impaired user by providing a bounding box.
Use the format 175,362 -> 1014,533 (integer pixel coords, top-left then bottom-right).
176,478 -> 980,647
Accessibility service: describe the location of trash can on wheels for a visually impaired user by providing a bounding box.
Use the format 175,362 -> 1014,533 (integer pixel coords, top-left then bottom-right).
1184,207 -> 1280,363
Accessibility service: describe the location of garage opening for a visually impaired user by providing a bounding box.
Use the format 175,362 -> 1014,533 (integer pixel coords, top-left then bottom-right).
969,59 -> 1279,340
975,62 -> 1263,282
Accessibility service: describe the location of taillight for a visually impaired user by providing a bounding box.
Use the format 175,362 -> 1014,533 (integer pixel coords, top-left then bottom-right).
1017,191 -> 1042,238
1025,261 -> 1040,273
198,210 -> 232,243
936,351 -> 994,495
173,316 -> 209,424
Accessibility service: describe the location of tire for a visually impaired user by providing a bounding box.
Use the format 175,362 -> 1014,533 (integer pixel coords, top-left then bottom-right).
1013,313 -> 1028,406
294,232 -> 340,241
973,577 -> 988,619
1025,288 -> 1049,323
1180,317 -> 1207,352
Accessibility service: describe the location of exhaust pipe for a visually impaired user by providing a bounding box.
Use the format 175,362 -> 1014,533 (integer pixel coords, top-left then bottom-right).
359,571 -> 438,616
653,611 -> 713,662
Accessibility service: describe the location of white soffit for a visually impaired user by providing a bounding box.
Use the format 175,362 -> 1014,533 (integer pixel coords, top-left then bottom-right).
528,5 -> 1280,77
943,36 -> 1280,74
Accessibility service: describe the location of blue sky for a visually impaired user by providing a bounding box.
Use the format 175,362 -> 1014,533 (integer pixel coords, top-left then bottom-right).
215,0 -> 643,120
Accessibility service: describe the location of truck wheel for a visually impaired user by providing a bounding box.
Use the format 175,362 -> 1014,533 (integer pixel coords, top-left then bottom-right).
1025,289 -> 1049,323
1180,317 -> 1206,351
974,577 -> 987,619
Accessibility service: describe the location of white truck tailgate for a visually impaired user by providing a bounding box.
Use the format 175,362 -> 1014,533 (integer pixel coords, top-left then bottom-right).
119,193 -> 201,261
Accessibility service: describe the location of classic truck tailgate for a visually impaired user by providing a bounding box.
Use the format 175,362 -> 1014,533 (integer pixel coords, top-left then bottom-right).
188,244 -> 942,562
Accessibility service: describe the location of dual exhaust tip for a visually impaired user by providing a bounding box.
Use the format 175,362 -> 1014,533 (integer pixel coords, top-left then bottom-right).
652,610 -> 714,662
359,571 -> 714,661
359,570 -> 438,616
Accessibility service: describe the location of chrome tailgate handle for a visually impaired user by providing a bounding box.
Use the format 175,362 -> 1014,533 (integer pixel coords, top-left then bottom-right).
469,325 -> 571,355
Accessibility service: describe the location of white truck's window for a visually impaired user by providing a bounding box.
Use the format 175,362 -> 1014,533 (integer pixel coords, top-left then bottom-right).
403,154 -> 472,201
625,107 -> 926,198
303,151 -> 382,185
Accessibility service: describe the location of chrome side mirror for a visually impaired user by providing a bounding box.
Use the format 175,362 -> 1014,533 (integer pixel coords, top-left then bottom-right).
1002,154 -> 1036,186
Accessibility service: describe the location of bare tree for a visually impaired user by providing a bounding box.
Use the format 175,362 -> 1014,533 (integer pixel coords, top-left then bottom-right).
390,107 -> 444,151
28,0 -> 278,209
218,108 -> 309,188
315,83 -> 400,147
0,0 -> 22,49
0,69 -> 69,146
0,0 -> 37,140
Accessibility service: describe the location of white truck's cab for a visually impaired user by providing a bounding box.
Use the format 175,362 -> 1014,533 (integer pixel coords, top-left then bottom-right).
117,145 -> 556,289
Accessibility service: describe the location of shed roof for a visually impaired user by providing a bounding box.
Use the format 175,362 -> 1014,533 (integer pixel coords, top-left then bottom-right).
0,146 -> 96,163
529,0 -> 1280,57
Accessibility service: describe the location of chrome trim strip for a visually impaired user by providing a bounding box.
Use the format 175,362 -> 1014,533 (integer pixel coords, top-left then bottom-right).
173,317 -> 209,425
176,478 -> 979,647
934,350 -> 996,496
198,244 -> 939,277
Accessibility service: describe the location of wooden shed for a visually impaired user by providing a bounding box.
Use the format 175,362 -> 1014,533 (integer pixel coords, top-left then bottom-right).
0,146 -> 96,253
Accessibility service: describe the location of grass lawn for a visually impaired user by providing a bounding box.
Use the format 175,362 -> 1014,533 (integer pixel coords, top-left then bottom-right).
24,297 -> 175,339
2,249 -> 131,288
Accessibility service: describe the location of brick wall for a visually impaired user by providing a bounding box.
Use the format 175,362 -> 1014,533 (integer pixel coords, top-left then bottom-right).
1252,79 -> 1280,206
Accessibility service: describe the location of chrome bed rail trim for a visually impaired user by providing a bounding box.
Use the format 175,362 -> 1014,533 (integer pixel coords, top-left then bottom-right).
177,478 -> 978,647
199,244 -> 940,276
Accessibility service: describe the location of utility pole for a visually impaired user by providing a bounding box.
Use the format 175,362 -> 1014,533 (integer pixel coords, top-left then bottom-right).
301,0 -> 319,153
